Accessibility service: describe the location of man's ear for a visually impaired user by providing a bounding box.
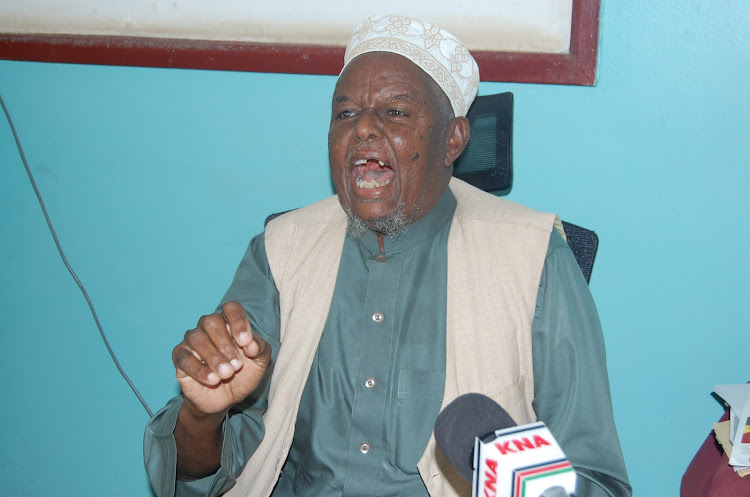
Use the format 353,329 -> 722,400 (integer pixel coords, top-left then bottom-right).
443,116 -> 471,168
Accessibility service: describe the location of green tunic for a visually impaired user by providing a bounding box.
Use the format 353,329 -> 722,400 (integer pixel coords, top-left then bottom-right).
144,189 -> 631,497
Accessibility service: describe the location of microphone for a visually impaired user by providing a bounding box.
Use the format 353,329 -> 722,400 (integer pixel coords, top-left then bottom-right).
434,393 -> 516,482
434,393 -> 576,497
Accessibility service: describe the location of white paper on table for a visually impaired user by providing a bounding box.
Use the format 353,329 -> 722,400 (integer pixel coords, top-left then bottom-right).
713,384 -> 750,467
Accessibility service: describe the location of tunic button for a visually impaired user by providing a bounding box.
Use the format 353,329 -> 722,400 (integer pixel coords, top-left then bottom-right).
359,442 -> 371,454
375,255 -> 387,263
372,312 -> 384,323
364,377 -> 377,389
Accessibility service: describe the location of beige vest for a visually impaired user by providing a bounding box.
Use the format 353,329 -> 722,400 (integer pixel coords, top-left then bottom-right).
225,178 -> 560,497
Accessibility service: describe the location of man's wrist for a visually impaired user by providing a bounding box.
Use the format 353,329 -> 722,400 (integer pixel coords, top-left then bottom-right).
178,397 -> 227,432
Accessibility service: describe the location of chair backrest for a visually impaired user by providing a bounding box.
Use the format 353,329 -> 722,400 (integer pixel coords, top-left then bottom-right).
453,92 -> 514,194
560,221 -> 599,284
454,92 -> 599,284
266,92 -> 600,283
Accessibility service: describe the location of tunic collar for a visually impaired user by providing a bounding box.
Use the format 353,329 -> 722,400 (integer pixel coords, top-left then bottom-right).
355,187 -> 457,255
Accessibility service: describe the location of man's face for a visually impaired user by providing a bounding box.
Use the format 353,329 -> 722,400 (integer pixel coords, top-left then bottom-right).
328,52 -> 458,229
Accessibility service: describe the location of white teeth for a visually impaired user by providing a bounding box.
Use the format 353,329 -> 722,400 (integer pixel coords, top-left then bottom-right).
356,176 -> 392,189
352,159 -> 388,167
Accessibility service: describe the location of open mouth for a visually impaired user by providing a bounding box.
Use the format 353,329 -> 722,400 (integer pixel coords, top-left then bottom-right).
353,159 -> 395,189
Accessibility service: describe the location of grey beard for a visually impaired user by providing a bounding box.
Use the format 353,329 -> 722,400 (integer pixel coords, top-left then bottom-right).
345,205 -> 409,241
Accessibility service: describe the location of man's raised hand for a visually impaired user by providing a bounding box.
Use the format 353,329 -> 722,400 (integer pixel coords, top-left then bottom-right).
172,301 -> 272,416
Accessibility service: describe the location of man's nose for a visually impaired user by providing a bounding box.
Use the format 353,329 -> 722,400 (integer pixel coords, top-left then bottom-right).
355,109 -> 382,141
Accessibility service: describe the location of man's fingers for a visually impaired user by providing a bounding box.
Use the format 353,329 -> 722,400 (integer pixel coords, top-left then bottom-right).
200,313 -> 243,373
171,304 -> 268,392
174,322 -> 239,383
173,344 -> 221,386
221,301 -> 252,347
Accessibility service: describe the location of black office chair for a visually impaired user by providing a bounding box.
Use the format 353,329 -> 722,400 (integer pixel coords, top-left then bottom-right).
453,92 -> 514,194
454,92 -> 599,284
266,92 -> 599,283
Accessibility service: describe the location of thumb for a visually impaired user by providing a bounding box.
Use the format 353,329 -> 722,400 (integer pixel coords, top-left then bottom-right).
244,334 -> 272,369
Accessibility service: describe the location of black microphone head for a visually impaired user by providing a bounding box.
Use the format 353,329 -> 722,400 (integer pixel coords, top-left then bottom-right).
433,393 -> 517,483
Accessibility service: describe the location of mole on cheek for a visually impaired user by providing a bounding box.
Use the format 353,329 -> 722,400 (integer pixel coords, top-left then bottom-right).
412,152 -> 420,161
419,135 -> 424,140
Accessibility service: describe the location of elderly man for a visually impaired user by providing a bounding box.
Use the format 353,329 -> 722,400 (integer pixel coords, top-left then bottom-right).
145,15 -> 631,497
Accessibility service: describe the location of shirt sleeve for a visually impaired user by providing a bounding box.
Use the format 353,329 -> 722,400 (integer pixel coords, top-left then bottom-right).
531,229 -> 632,497
143,232 -> 282,497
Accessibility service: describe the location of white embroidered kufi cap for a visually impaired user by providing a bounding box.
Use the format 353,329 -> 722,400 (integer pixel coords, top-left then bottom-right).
343,15 -> 480,118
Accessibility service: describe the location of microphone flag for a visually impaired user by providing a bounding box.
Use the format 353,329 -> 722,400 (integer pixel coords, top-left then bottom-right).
473,421 -> 576,497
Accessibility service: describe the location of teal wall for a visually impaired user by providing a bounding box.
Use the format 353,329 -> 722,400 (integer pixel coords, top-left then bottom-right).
1,1 -> 747,495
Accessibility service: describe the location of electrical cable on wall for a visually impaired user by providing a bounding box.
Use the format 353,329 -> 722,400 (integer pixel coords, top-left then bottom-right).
0,92 -> 153,418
